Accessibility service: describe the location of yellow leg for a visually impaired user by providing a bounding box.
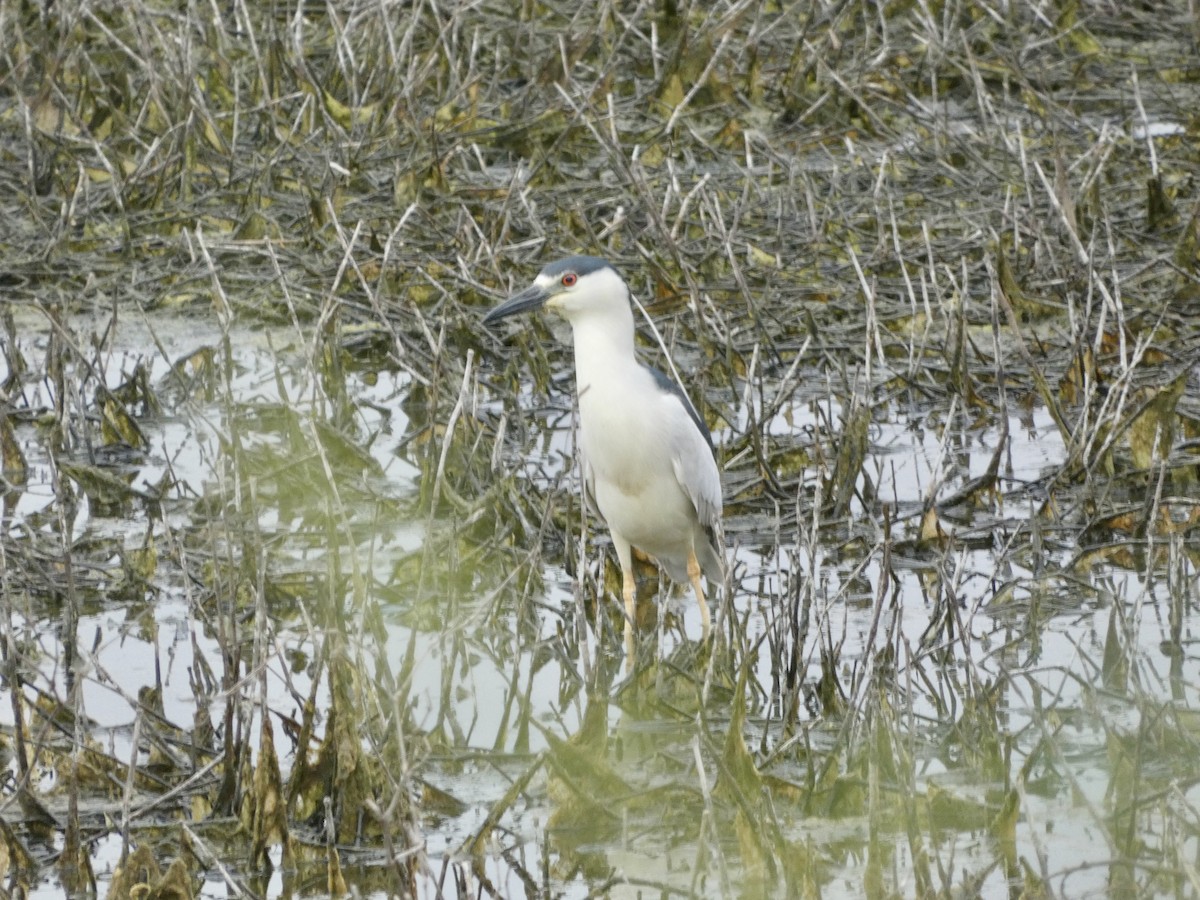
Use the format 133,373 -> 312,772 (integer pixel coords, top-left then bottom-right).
622,566 -> 637,669
687,550 -> 712,638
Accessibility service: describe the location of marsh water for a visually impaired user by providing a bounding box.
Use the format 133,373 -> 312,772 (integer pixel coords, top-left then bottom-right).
3,289 -> 1196,898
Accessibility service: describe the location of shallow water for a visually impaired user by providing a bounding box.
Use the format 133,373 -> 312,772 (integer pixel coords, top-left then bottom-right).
3,271 -> 1198,900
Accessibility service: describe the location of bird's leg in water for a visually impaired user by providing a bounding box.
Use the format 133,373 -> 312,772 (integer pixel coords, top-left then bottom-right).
687,550 -> 711,638
622,567 -> 637,669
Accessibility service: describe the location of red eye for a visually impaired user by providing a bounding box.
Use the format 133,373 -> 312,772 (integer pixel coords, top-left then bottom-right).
561,273 -> 577,287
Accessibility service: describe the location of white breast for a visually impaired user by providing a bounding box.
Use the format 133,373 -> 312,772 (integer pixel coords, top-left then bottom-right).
576,364 -> 697,562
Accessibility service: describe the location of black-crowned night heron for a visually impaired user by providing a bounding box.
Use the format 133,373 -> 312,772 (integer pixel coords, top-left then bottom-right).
483,255 -> 724,656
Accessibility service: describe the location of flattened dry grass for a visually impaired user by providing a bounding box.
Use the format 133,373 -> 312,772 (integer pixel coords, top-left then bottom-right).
2,0 -> 1200,896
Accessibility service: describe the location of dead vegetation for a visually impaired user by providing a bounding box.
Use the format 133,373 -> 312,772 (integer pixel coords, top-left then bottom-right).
2,0 -> 1200,896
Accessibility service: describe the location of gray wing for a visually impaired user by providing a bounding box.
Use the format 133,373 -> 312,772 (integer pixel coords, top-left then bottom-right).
649,369 -> 722,529
671,426 -> 722,529
648,366 -> 713,451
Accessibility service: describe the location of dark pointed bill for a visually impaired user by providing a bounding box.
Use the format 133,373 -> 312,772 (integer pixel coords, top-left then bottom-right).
482,284 -> 549,325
